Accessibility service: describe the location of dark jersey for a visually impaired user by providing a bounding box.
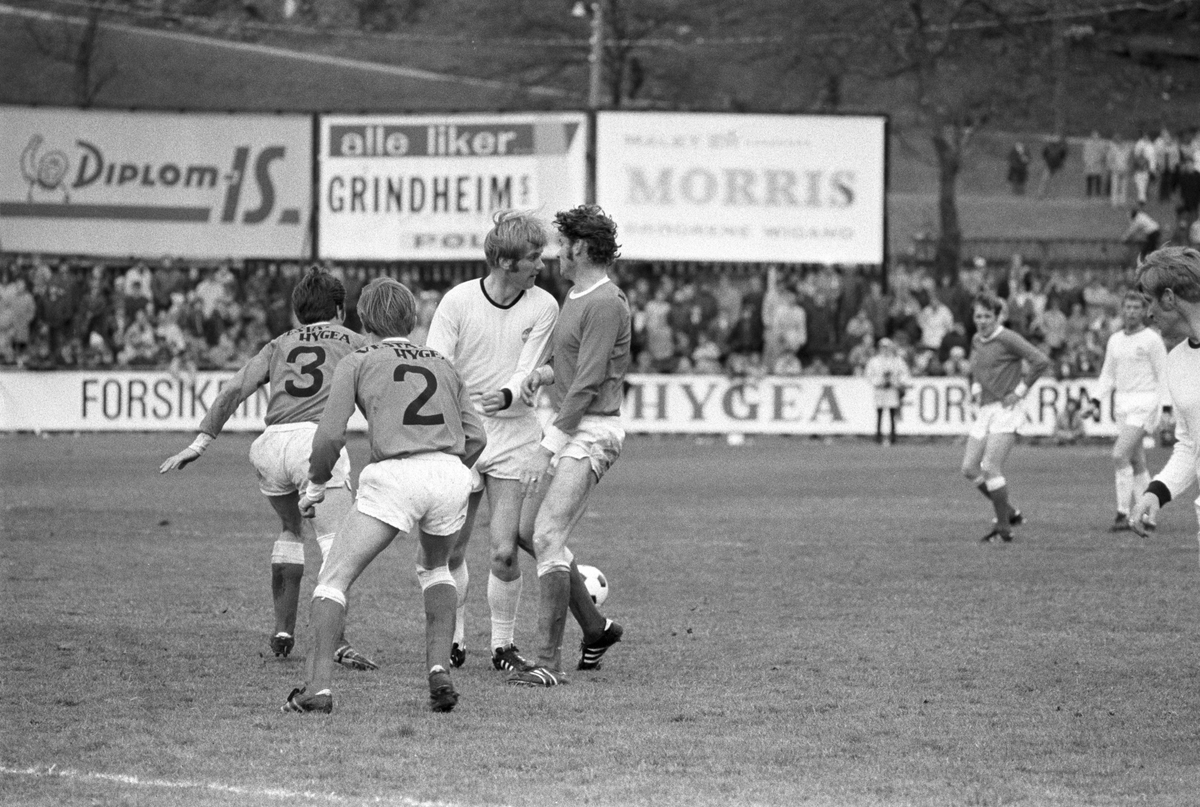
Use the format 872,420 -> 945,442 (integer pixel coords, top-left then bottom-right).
309,337 -> 487,484
199,322 -> 367,436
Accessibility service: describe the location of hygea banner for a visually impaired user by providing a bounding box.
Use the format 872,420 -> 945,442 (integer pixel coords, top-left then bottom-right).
596,112 -> 887,264
318,113 -> 588,260
0,106 -> 312,259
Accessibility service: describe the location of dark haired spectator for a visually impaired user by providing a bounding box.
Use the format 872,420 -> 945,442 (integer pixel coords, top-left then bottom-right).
1038,136 -> 1069,198
37,261 -> 80,366
1007,141 -> 1031,195
75,265 -> 119,361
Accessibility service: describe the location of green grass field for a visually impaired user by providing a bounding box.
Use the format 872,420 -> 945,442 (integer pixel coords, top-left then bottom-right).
4,432 -> 1200,806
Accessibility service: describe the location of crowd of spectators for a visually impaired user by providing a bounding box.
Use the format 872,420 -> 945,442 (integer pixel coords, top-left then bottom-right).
0,252 -> 1148,383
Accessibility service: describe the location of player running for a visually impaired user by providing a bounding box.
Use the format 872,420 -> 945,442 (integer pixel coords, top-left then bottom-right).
282,277 -> 486,714
1131,247 -> 1200,541
424,210 -> 622,675
508,204 -> 631,687
159,267 -> 376,670
1082,290 -> 1171,531
961,292 -> 1051,543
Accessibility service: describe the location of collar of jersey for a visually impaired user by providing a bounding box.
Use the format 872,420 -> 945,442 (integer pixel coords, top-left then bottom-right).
568,276 -> 610,299
977,324 -> 1006,343
479,277 -> 526,310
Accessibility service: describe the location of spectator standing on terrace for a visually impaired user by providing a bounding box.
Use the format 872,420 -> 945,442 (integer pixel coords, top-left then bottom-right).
1007,141 -> 1031,195
1038,136 -> 1069,198
1123,206 -> 1163,261
865,338 -> 910,445
1132,131 -> 1157,206
1108,133 -> 1133,207
642,285 -> 675,373
0,270 -> 36,365
37,261 -> 79,366
1155,127 -> 1181,203
1083,131 -> 1108,198
918,296 -> 955,356
75,265 -> 118,361
762,269 -> 806,370
1176,155 -> 1200,242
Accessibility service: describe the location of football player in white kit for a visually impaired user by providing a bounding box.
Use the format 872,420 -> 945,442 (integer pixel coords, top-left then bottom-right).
1131,247 -> 1200,542
1083,290 -> 1171,531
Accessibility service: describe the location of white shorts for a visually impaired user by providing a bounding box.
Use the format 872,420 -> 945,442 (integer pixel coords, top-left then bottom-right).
356,452 -> 472,536
551,415 -> 625,482
248,423 -> 350,497
471,412 -> 541,492
968,401 -> 1026,441
1114,392 -> 1162,433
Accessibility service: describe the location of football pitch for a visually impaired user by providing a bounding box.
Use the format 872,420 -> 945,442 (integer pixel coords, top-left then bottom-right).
3,432 -> 1200,806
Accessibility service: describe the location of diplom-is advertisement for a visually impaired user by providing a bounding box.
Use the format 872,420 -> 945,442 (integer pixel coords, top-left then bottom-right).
317,113 -> 588,260
595,111 -> 887,264
0,106 -> 313,259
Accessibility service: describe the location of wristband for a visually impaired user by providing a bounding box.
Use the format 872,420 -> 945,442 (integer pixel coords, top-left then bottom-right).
1013,382 -> 1029,398
498,389 -> 513,410
540,425 -> 571,455
304,481 -> 327,500
1163,405 -> 1173,414
1145,480 -> 1171,507
189,433 -> 214,453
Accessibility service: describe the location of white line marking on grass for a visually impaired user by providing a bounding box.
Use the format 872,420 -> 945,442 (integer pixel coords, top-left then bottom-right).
0,765 -> 467,807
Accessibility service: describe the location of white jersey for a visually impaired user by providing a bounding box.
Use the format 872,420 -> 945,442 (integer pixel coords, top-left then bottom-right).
1093,327 -> 1170,407
1153,340 -> 1200,499
425,278 -> 558,419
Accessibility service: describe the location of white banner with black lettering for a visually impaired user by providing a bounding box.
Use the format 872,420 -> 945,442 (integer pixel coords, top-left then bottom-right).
0,106 -> 313,259
317,113 -> 588,261
0,372 -> 1127,436
595,112 -> 887,264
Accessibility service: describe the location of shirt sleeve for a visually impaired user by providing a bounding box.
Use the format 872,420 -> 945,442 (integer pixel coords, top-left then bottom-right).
1150,334 -> 1171,409
502,298 -> 557,406
552,296 -> 624,436
197,344 -> 272,437
308,355 -> 358,485
424,300 -> 458,365
1092,333 -> 1117,401
1002,330 -> 1051,387
1154,412 -> 1198,501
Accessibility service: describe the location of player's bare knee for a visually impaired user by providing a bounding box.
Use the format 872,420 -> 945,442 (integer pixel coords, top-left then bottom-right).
961,462 -> 981,479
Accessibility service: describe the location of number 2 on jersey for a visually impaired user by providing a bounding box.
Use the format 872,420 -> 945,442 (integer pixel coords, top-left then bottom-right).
393,364 -> 446,425
285,346 -> 326,398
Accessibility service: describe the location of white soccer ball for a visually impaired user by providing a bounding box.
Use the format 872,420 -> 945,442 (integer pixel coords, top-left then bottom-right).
578,564 -> 609,606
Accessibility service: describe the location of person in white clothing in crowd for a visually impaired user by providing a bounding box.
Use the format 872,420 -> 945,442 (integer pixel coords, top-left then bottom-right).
1083,290 -> 1171,531
1131,246 -> 1200,541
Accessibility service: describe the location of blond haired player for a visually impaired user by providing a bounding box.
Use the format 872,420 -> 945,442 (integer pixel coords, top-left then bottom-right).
425,210 -> 619,674
159,267 -> 375,670
1083,290 -> 1171,531
1131,247 -> 1200,542
283,277 -> 486,714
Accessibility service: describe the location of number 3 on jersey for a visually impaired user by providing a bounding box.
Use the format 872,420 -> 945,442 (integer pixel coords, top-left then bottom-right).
394,364 -> 446,425
285,346 -> 326,398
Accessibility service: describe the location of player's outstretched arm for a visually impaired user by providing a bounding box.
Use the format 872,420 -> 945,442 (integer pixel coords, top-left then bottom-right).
159,432 -> 213,473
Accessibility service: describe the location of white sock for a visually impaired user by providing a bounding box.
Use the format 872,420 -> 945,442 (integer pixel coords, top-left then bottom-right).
1115,465 -> 1134,516
450,563 -> 468,645
1133,469 -> 1151,501
488,572 -> 522,651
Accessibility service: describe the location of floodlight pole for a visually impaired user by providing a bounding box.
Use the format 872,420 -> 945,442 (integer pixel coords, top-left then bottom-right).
586,0 -> 604,112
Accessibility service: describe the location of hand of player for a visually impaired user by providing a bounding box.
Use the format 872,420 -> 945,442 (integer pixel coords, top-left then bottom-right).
519,449 -> 553,499
159,447 -> 201,473
477,390 -> 507,415
1129,492 -> 1160,537
520,371 -> 545,407
298,482 -> 326,519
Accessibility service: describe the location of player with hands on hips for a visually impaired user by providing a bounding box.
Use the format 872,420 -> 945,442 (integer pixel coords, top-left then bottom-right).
1129,247 -> 1200,541
158,267 -> 376,670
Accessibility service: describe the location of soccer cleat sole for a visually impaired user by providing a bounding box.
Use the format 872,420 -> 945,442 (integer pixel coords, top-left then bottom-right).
507,667 -> 568,687
578,622 -> 623,670
281,687 -> 332,714
335,644 -> 379,671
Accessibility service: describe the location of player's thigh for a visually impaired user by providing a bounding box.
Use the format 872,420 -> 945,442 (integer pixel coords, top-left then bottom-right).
534,456 -> 597,546
266,491 -> 304,536
315,508 -> 399,592
981,431 -> 1018,472
484,476 -> 523,553
312,486 -> 354,539
1112,424 -> 1146,463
